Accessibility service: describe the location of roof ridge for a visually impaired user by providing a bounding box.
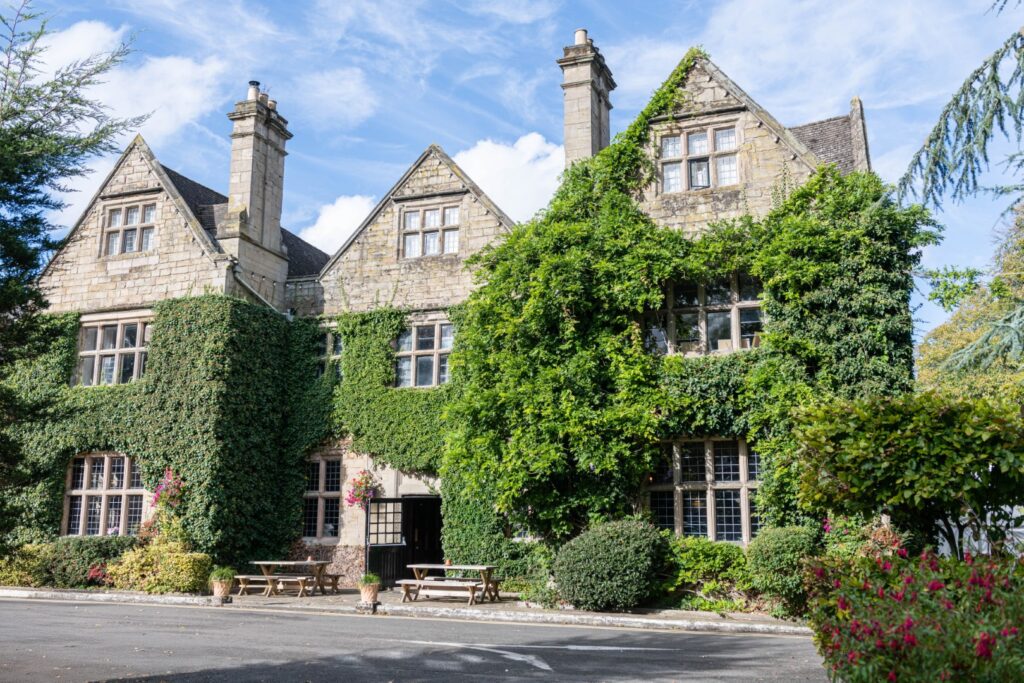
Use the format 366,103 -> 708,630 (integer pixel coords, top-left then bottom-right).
790,113 -> 850,129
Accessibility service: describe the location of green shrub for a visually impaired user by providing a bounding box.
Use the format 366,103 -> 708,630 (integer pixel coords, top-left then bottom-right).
107,540 -> 212,594
553,519 -> 668,612
0,544 -> 54,587
662,535 -> 750,612
807,550 -> 1024,681
209,566 -> 236,582
49,536 -> 139,588
358,572 -> 381,586
746,526 -> 819,616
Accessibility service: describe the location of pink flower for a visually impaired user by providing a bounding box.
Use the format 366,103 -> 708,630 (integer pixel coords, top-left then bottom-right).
897,548 -> 908,558
903,633 -> 917,647
975,632 -> 994,659
927,580 -> 945,591
887,672 -> 897,682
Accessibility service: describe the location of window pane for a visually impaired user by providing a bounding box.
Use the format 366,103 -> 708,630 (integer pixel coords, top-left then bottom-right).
661,135 -> 681,158
688,159 -> 710,189
332,334 -> 344,356
443,229 -> 459,253
303,498 -> 319,537
663,162 -> 682,193
443,207 -> 460,225
71,458 -> 86,489
83,327 -> 98,351
652,444 -> 673,484
750,492 -> 762,537
713,441 -> 741,482
415,356 -> 434,387
404,233 -> 421,258
125,206 -> 140,225
748,449 -> 762,480
649,490 -> 675,531
143,204 -> 156,223
105,232 -> 119,256
740,308 -> 762,349
143,323 -> 152,346
438,354 -> 449,384
79,356 -> 95,387
645,320 -> 668,355
423,231 -> 440,255
122,324 -> 138,348
129,461 -> 143,489
141,228 -> 154,252
306,462 -> 320,492
396,329 -> 413,352
716,154 -> 738,185
707,312 -> 732,352
67,496 -> 82,535
715,490 -> 742,541
396,357 -> 412,387
106,496 -> 122,535
99,356 -> 116,385
85,497 -> 101,535
126,495 -> 143,534
440,324 -> 454,350
416,325 -> 436,350
675,312 -> 700,351
738,273 -> 762,301
122,229 -> 137,253
325,460 -> 341,492
714,128 -> 737,152
674,282 -> 699,307
108,209 -> 123,228
138,352 -> 147,378
89,458 -> 106,489
404,211 -> 420,230
688,132 -> 708,155
109,457 -> 125,489
323,499 -> 340,538
679,442 -> 706,482
423,209 -> 440,228
681,491 -> 708,537
101,325 -> 118,350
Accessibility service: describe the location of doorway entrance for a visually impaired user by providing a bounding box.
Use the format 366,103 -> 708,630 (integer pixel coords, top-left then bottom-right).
365,496 -> 442,587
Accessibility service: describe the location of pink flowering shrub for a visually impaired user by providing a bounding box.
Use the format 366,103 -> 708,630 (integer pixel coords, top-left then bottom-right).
345,470 -> 381,510
807,547 -> 1024,681
151,469 -> 184,509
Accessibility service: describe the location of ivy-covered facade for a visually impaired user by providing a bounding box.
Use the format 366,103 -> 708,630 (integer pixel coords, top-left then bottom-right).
4,32 -> 916,585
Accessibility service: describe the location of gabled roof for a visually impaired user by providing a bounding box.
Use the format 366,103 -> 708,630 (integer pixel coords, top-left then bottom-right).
789,115 -> 855,174
319,144 -> 514,277
281,228 -> 329,277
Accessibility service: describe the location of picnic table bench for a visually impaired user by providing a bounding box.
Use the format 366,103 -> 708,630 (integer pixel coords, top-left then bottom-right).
396,578 -> 485,605
242,560 -> 330,597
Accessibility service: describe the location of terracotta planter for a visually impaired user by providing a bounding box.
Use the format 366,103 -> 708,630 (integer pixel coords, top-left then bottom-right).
211,579 -> 233,598
359,583 -> 380,603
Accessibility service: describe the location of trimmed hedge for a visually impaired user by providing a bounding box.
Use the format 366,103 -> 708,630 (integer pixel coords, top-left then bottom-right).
107,540 -> 212,594
553,519 -> 668,612
0,544 -> 52,587
747,525 -> 819,616
49,536 -> 139,588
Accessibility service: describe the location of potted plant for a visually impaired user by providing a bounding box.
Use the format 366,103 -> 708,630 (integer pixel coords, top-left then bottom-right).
358,572 -> 381,604
209,566 -> 236,598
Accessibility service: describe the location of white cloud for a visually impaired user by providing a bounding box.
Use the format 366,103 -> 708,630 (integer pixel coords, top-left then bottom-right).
293,68 -> 379,128
297,194 -> 377,254
37,20 -> 127,75
463,0 -> 561,24
453,133 -> 563,223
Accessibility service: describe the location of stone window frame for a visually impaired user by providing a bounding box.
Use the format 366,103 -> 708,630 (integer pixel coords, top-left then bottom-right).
102,201 -> 158,257
649,273 -> 762,356
315,325 -> 343,380
399,204 -> 461,259
75,312 -> 152,387
394,320 -> 454,388
63,452 -> 149,537
659,122 -> 740,194
302,454 -> 344,541
646,438 -> 761,545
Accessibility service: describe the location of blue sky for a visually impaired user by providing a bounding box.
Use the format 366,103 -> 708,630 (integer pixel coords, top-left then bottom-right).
35,0 -> 1024,339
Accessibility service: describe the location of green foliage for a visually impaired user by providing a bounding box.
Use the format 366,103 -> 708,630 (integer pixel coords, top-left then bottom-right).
0,543 -> 51,586
358,572 -> 381,586
552,519 -> 669,612
209,566 -> 236,582
48,536 -> 139,588
661,535 -> 749,612
107,539 -> 212,594
921,266 -> 983,312
746,526 -> 820,616
792,391 -> 1024,559
807,551 -> 1024,682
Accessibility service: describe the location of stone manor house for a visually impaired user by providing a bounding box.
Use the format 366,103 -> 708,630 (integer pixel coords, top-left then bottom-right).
36,30 -> 869,582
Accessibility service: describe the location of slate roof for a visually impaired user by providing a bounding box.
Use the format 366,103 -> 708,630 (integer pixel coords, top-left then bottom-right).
159,165 -> 328,279
789,115 -> 855,173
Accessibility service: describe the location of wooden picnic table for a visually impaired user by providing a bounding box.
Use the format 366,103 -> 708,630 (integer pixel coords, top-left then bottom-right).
250,560 -> 330,596
406,563 -> 500,602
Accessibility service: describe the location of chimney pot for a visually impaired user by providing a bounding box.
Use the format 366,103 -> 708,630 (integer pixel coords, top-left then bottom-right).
259,92 -> 269,105
247,80 -> 260,101
574,28 -> 588,45
267,99 -> 277,111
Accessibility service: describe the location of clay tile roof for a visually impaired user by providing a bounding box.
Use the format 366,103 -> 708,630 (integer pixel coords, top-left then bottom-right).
788,115 -> 854,173
159,164 -> 329,279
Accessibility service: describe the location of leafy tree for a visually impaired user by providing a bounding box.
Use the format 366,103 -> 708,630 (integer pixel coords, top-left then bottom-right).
793,391 -> 1024,559
0,1 -> 141,550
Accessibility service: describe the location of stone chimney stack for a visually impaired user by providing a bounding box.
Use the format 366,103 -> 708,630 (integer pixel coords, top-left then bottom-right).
557,28 -> 616,167
222,80 -> 292,252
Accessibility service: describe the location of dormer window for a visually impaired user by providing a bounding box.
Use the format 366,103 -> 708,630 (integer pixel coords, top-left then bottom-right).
401,206 -> 460,259
104,203 -> 156,256
660,126 -> 739,193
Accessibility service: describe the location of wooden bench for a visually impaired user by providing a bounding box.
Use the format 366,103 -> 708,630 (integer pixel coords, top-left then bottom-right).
324,573 -> 342,594
236,574 -> 311,597
396,579 -> 485,605
235,574 -> 270,596
422,575 -> 502,601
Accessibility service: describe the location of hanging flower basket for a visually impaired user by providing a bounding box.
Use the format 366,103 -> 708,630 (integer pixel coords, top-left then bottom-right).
346,470 -> 382,510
